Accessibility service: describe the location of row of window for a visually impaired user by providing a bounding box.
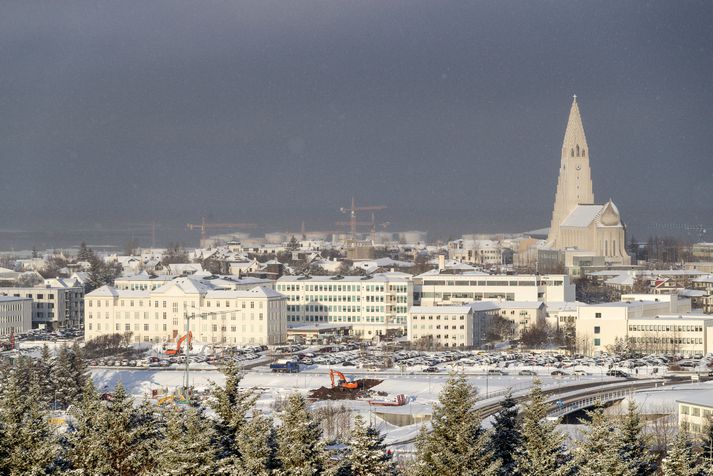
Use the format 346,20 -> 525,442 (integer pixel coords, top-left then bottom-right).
278,284 -> 401,292
628,324 -> 704,333
629,337 -> 704,345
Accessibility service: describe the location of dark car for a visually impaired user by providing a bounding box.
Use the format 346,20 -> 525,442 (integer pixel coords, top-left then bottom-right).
519,369 -> 537,376
423,366 -> 439,373
550,370 -> 568,376
606,369 -> 630,378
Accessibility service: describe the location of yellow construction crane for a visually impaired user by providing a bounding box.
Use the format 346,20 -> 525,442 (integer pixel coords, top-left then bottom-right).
339,198 -> 386,241
186,217 -> 257,246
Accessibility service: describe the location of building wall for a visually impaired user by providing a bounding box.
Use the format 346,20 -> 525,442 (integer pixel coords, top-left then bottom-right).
276,274 -> 412,338
497,304 -> 546,338
0,286 -> 84,330
0,297 -> 32,336
85,288 -> 286,346
679,401 -> 713,435
416,274 -> 574,306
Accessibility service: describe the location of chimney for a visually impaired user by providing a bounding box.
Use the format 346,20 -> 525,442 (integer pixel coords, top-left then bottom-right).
438,255 -> 445,272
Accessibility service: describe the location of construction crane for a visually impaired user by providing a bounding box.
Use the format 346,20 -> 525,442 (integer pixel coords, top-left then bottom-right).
339,198 -> 386,241
186,217 -> 257,246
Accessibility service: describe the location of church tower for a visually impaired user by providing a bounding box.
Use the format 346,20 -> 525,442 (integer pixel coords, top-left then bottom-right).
547,96 -> 595,247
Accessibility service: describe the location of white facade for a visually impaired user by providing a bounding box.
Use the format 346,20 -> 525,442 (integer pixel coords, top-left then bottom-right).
85,276 -> 287,346
576,296 -> 703,356
275,273 -> 412,338
408,302 -> 499,348
415,272 -> 575,306
0,285 -> 84,330
0,296 -> 32,336
496,301 -> 546,337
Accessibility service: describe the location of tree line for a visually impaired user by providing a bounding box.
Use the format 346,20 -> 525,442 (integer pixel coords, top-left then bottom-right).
1,350 -> 713,475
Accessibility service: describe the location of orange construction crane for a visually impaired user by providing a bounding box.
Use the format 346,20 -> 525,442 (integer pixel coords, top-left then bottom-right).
329,369 -> 361,390
186,217 -> 257,246
165,331 -> 193,356
339,197 -> 386,241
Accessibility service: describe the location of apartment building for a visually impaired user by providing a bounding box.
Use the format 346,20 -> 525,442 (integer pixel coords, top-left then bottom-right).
0,296 -> 32,336
0,284 -> 84,330
275,272 -> 412,338
85,276 -> 287,345
408,302 -> 499,348
414,271 -> 575,306
691,274 -> 713,313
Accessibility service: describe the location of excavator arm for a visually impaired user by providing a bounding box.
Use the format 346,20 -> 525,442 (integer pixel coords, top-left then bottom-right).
166,331 -> 193,356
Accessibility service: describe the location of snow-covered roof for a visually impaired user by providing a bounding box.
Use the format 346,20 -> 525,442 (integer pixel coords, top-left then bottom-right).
560,205 -> 604,228
278,272 -> 411,283
495,301 -> 545,310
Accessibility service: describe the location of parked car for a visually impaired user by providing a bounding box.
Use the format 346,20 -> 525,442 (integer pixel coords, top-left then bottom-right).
550,370 -> 568,376
518,369 -> 537,376
423,366 -> 439,373
488,369 -> 507,376
606,369 -> 630,378
573,369 -> 589,376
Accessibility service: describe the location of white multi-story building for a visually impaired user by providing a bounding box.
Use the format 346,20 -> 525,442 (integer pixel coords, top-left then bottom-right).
448,239 -> 503,266
85,276 -> 287,345
414,272 -> 575,306
275,272 -> 412,338
408,302 -> 499,348
0,296 -> 32,336
114,271 -> 272,292
0,284 -> 84,330
495,301 -> 546,337
575,294 -> 702,355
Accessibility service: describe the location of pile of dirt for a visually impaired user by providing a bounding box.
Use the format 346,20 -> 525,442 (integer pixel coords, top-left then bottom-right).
308,379 -> 384,400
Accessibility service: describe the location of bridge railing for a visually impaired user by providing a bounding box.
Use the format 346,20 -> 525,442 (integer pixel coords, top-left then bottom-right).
548,388 -> 630,418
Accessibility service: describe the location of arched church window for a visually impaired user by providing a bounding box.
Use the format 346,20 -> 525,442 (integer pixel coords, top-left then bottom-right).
576,145 -> 580,156
571,148 -> 574,157
604,241 -> 608,256
582,149 -> 586,157
613,240 -> 616,255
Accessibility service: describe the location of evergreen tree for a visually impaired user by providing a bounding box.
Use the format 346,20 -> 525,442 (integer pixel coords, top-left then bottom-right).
77,242 -> 93,262
514,380 -> 573,476
341,414 -> 396,476
69,341 -> 89,403
276,393 -> 326,476
67,382 -> 159,475
414,373 -> 499,476
701,415 -> 713,465
0,367 -> 57,475
661,430 -> 703,476
35,344 -> 56,407
232,410 -> 279,476
52,344 -> 78,408
619,400 -> 656,476
488,389 -> 521,475
211,360 -> 258,456
574,404 -> 635,476
156,407 -> 218,476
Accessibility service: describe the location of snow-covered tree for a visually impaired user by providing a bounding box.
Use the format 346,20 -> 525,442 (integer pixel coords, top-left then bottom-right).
0,366 -> 57,475
156,407 -> 218,475
488,389 -> 521,475
619,400 -> 656,476
414,373 -> 499,476
211,361 -> 258,441
52,345 -> 79,408
276,392 -> 326,476
232,410 -> 279,476
35,344 -> 56,407
341,414 -> 396,476
70,341 -> 89,400
661,430 -> 703,476
514,380 -> 573,476
67,382 -> 159,475
574,404 -> 635,476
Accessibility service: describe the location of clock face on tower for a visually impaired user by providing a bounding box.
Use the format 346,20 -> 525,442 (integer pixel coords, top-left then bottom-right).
576,165 -> 581,171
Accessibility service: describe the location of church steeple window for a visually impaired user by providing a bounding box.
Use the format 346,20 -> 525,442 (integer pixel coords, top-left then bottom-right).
571,148 -> 574,157
576,145 -> 580,157
582,149 -> 585,157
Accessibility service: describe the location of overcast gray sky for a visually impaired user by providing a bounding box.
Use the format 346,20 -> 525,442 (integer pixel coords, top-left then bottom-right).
1,1 -> 712,248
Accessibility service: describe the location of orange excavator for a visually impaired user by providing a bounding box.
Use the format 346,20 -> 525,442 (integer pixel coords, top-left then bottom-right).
166,331 -> 193,356
329,369 -> 361,390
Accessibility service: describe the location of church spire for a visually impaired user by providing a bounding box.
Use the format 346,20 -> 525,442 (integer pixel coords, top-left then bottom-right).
562,95 -> 588,155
